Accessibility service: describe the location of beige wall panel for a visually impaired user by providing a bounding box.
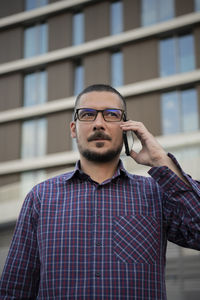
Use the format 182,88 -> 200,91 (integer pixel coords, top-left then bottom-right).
0,122 -> 21,162
47,110 -> 73,154
175,0 -> 194,16
47,60 -> 74,101
48,13 -> 72,51
123,39 -> 158,84
126,93 -> 161,136
0,28 -> 23,64
0,0 -> 23,18
84,51 -> 110,87
0,174 -> 20,187
194,26 -> 200,69
0,74 -> 22,111
85,1 -> 110,42
123,0 -> 140,31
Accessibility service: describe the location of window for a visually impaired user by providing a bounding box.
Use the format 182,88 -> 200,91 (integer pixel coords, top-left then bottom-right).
24,23 -> 48,58
111,51 -> 123,87
21,118 -> 47,158
72,12 -> 84,45
21,68 -> 47,192
195,0 -> 200,11
179,35 -> 195,73
24,71 -> 47,106
25,0 -> 48,10
110,1 -> 123,35
159,34 -> 195,77
74,62 -> 84,95
161,88 -> 199,135
141,0 -> 174,27
181,89 -> 199,132
20,170 -> 46,198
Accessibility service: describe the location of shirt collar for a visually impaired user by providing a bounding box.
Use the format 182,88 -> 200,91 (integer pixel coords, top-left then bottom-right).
62,159 -> 131,183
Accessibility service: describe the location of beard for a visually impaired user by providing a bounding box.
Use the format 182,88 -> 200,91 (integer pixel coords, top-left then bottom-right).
77,141 -> 123,163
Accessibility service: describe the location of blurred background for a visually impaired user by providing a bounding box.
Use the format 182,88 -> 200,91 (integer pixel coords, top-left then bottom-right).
0,0 -> 200,299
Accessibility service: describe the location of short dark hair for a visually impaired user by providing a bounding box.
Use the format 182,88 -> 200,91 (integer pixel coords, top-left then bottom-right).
74,84 -> 127,113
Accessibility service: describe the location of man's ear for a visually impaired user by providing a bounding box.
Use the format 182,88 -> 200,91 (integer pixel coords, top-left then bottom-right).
70,121 -> 77,138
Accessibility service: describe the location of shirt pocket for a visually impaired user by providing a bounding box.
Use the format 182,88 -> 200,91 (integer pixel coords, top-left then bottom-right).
113,214 -> 160,264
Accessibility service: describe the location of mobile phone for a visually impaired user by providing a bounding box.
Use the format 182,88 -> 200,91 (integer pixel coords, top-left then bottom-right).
123,115 -> 134,156
123,131 -> 134,156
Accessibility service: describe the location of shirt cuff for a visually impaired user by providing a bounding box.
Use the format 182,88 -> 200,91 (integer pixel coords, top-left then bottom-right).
148,153 -> 200,196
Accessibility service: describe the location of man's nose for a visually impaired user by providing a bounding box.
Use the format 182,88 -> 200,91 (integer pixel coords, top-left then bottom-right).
93,111 -> 105,130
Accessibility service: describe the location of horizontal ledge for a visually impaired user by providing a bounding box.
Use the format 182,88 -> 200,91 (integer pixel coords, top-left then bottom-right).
0,0 -> 92,29
1,70 -> 200,123
0,96 -> 75,123
119,69 -> 200,98
0,131 -> 200,175
0,151 -> 80,175
0,12 -> 200,76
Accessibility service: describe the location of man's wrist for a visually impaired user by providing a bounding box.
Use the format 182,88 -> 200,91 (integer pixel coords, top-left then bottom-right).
150,153 -> 190,186
150,152 -> 170,168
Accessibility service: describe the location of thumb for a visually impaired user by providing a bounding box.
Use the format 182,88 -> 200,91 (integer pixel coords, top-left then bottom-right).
130,149 -> 138,161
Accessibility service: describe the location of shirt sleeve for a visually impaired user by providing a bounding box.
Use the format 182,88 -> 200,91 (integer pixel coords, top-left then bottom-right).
0,189 -> 40,299
148,153 -> 200,251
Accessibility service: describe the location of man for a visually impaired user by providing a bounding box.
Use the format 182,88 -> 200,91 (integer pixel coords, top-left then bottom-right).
0,84 -> 200,299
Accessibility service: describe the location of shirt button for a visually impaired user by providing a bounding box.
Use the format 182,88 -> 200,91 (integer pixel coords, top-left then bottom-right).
97,213 -> 101,217
96,241 -> 102,246
95,271 -> 101,277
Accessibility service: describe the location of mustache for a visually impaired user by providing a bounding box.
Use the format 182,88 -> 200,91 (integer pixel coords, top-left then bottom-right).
87,131 -> 112,142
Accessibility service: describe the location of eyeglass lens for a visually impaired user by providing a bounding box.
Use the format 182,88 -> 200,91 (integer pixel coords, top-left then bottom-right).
77,108 -> 124,122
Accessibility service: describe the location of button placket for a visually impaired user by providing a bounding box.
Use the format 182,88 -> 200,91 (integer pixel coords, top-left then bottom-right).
93,185 -> 103,280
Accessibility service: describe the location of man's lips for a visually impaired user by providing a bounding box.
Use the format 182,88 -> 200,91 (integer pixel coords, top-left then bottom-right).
92,138 -> 106,141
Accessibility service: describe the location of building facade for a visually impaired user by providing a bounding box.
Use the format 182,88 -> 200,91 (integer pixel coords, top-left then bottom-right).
0,0 -> 200,299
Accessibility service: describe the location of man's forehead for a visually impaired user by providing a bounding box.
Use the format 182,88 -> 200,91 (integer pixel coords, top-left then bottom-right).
77,91 -> 124,109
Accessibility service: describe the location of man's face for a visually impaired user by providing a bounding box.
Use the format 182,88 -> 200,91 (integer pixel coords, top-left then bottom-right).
70,91 -> 125,163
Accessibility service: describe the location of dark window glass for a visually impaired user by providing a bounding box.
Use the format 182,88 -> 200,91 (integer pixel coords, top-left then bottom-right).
195,0 -> 200,11
159,34 -> 195,77
142,0 -> 174,26
24,23 -> 48,58
179,34 -> 195,73
110,1 -> 123,35
161,88 -> 199,135
111,51 -> 123,87
24,71 -> 47,106
74,62 -> 84,95
21,119 -> 47,158
72,12 -> 84,45
25,0 -> 48,11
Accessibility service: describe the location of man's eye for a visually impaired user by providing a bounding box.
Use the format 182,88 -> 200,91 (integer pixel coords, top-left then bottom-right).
108,112 -> 118,117
80,111 -> 95,119
85,112 -> 94,117
85,113 -> 94,117
105,110 -> 120,118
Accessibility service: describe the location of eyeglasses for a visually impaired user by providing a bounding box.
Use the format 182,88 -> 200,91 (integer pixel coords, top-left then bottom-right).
74,108 -> 125,122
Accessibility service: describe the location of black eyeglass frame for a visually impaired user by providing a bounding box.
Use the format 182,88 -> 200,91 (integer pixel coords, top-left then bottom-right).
74,108 -> 126,122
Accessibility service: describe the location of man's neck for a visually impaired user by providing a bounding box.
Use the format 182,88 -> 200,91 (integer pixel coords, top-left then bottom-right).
80,156 -> 120,184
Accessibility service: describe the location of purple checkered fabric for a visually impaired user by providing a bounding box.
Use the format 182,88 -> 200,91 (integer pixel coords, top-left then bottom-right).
0,154 -> 200,299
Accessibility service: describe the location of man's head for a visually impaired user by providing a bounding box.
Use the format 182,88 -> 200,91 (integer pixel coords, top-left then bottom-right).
70,84 -> 127,163
74,84 -> 127,115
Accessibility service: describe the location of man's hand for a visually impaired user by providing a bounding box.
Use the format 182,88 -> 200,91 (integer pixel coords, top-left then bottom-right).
121,121 -> 168,167
120,121 -> 189,185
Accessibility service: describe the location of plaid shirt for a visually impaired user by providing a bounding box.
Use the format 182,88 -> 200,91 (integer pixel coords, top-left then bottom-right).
0,154 -> 200,299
